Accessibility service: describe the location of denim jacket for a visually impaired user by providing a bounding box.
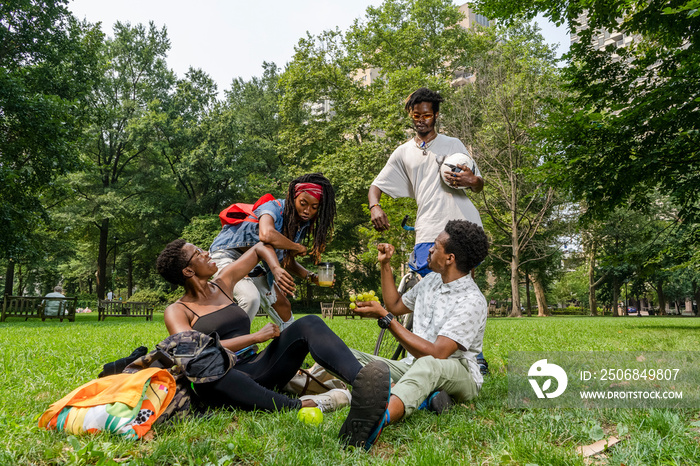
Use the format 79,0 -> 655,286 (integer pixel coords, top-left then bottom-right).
209,199 -> 310,263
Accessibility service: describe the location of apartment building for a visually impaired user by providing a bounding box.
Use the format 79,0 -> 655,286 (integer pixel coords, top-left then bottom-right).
570,12 -> 641,56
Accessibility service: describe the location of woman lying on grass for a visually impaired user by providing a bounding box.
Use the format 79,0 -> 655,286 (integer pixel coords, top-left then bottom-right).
156,239 -> 369,413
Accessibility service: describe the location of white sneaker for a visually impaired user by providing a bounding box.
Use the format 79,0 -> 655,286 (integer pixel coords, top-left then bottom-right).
300,388 -> 352,413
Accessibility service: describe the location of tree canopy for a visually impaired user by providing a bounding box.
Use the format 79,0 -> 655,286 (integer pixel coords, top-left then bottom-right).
475,0 -> 700,224
0,0 -> 101,258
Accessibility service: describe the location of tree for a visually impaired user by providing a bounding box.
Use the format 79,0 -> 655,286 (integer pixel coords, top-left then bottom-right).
0,0 -> 100,293
442,23 -> 564,317
550,264 -> 588,307
64,21 -> 175,299
215,62 -> 290,203
476,0 -> 700,246
144,67 -> 221,219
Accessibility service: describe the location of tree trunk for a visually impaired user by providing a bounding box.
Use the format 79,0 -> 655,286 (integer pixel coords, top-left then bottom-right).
16,263 -> 25,295
306,282 -> 313,307
4,261 -> 15,296
612,277 -> 620,317
96,218 -> 109,300
525,271 -> 532,317
509,258 -> 522,317
531,273 -> 548,316
509,208 -> 522,317
693,282 -> 700,316
588,244 -> 598,316
657,280 -> 666,316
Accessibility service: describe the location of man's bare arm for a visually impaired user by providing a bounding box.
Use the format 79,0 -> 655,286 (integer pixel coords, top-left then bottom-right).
368,185 -> 390,231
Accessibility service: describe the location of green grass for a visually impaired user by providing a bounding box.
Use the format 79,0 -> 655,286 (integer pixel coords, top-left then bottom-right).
1,313 -> 699,465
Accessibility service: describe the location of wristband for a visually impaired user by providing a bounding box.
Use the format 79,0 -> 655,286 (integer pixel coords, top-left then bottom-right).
369,203 -> 382,211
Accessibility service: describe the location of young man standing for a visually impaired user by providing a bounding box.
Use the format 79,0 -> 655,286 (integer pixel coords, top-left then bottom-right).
339,220 -> 489,451
368,87 -> 489,373
369,87 -> 484,275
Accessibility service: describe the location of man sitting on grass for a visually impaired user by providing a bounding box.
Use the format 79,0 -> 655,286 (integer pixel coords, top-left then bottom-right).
338,219 -> 489,451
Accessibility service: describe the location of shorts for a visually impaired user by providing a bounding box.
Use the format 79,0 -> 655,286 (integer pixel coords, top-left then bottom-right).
408,242 -> 434,277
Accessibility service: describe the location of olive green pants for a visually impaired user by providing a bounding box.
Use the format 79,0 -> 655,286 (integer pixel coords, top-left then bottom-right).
350,349 -> 479,417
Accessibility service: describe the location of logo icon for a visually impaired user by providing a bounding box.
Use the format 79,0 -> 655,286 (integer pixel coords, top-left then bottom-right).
528,359 -> 568,398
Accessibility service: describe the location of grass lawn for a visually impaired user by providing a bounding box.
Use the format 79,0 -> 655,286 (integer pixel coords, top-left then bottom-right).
1,313 -> 699,465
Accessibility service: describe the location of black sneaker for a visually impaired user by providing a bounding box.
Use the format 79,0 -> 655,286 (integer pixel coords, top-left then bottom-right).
421,390 -> 454,414
98,346 -> 148,377
338,360 -> 391,451
477,356 -> 490,375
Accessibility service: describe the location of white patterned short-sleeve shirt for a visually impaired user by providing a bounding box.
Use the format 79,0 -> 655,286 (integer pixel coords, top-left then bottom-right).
401,272 -> 487,386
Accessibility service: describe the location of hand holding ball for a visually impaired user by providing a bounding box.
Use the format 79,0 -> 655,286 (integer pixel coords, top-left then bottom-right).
440,152 -> 476,189
297,407 -> 323,426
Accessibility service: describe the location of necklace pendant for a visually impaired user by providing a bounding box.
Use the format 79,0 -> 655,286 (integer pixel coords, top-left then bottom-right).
423,149 -> 427,155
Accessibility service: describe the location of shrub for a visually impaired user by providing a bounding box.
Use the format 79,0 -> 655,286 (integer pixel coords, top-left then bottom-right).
128,289 -> 168,307
549,306 -> 588,316
73,292 -> 98,309
164,288 -> 183,306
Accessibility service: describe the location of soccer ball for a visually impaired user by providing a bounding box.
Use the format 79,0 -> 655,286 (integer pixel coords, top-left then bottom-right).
297,407 -> 323,426
440,152 -> 476,189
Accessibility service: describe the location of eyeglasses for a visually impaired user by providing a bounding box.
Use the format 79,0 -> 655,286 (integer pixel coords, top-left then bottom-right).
410,112 -> 434,121
185,247 -> 205,266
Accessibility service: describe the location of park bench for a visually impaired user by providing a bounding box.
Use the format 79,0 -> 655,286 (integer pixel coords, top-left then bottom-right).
488,304 -> 507,317
1,295 -> 77,322
320,302 -> 334,318
98,300 -> 154,321
320,301 -> 355,319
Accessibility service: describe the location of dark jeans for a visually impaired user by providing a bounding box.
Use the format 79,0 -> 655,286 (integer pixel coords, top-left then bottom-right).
194,315 -> 362,411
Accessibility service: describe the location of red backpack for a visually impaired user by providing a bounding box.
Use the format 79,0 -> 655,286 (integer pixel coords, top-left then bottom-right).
218,194 -> 281,227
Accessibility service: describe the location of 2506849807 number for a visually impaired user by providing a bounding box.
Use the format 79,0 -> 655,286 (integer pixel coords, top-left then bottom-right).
599,368 -> 679,381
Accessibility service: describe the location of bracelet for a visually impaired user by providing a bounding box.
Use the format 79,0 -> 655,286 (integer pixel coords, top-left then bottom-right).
369,203 -> 382,211
305,271 -> 315,282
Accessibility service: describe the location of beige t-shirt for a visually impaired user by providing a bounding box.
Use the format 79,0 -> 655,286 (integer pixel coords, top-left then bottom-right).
372,134 -> 483,244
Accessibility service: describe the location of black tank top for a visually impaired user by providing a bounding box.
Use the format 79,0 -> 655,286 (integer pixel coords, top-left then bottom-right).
178,282 -> 251,340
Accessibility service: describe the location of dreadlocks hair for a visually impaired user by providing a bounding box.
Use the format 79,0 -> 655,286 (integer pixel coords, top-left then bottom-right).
156,239 -> 189,286
443,220 -> 489,274
282,173 -> 336,264
404,87 -> 444,114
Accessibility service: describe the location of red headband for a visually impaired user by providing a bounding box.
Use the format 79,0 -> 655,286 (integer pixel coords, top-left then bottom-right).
294,182 -> 323,200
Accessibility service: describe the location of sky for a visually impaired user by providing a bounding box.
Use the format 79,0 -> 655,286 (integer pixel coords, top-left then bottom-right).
68,0 -> 570,95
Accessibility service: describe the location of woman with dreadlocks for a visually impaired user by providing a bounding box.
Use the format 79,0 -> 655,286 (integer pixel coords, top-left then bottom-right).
209,173 -> 336,330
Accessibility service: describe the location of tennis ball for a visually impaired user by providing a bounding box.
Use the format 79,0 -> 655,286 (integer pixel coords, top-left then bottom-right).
297,407 -> 323,426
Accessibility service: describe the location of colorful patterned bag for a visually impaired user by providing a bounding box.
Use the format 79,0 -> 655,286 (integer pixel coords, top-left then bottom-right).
39,331 -> 236,438
38,368 -> 176,440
